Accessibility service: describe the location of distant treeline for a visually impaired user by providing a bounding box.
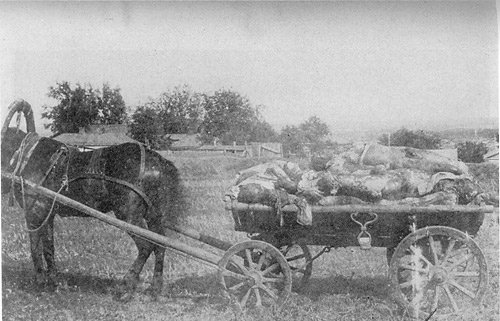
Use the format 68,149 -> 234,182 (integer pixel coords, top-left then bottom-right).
438,128 -> 498,141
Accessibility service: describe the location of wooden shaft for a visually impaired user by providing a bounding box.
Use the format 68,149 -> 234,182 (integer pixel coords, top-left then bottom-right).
2,171 -> 221,266
229,201 -> 494,215
162,221 -> 233,251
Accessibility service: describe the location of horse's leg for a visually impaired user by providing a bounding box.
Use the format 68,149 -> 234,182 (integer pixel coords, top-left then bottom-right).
24,200 -> 51,286
147,245 -> 165,298
124,234 -> 154,287
28,229 -> 47,286
41,216 -> 57,287
115,198 -> 155,300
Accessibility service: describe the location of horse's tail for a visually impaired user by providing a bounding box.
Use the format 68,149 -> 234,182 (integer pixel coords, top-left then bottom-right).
167,160 -> 188,227
145,151 -> 188,229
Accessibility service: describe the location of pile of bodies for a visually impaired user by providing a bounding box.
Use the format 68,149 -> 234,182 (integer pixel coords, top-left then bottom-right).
226,143 -> 485,226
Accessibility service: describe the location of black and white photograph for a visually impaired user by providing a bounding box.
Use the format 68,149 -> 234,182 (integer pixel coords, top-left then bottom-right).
1,1 -> 498,320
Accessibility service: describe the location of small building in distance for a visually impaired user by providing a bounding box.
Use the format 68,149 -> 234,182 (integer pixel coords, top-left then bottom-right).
53,124 -> 138,151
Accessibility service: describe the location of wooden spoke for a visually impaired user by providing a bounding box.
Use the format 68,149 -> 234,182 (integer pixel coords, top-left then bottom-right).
229,257 -> 251,276
254,288 -> 262,307
229,281 -> 248,292
221,269 -> 249,281
415,252 -> 433,268
431,286 -> 440,312
410,246 -> 433,267
428,235 -> 439,265
263,276 -> 285,283
447,279 -> 476,299
442,239 -> 456,263
399,280 -> 414,289
261,262 -> 280,276
240,288 -> 252,308
290,267 -> 307,274
245,249 -> 254,268
450,271 -> 480,277
256,252 -> 267,270
448,254 -> 473,272
443,284 -> 459,312
259,284 -> 279,301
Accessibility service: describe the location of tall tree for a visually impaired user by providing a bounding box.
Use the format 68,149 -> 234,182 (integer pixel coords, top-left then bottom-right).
279,125 -> 305,156
150,85 -> 206,134
129,105 -> 163,148
200,89 -> 261,144
42,81 -> 127,134
279,116 -> 331,156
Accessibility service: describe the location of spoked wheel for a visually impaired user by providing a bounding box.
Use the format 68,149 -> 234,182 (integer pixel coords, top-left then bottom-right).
218,240 -> 292,311
280,242 -> 312,292
389,226 -> 488,319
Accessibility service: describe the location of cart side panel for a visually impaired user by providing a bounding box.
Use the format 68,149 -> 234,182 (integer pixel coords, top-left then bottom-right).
231,204 -> 487,249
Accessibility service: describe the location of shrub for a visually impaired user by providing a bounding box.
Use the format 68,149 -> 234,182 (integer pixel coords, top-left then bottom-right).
379,128 -> 441,149
457,141 -> 488,163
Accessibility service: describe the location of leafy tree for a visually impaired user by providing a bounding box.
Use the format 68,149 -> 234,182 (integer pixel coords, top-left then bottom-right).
130,87 -> 277,146
299,116 -> 331,154
97,83 -> 128,125
250,117 -> 278,143
149,85 -> 206,134
379,128 -> 441,149
42,81 -> 127,134
199,89 -> 269,144
279,116 -> 331,156
129,105 -> 163,148
457,141 -> 488,163
279,125 -> 305,156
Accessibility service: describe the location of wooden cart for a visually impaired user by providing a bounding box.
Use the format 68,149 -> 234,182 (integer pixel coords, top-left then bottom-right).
226,199 -> 494,318
3,170 -> 495,318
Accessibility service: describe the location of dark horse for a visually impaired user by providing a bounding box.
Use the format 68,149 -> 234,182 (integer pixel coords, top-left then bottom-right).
1,100 -> 185,300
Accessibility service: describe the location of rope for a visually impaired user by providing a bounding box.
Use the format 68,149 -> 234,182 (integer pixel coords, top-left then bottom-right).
25,181 -> 66,233
9,132 -> 38,205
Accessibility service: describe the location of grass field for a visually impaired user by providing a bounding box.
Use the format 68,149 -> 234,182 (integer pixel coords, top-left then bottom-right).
2,155 -> 499,321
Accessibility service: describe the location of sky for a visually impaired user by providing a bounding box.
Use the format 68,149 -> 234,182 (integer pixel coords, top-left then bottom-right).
0,1 -> 498,135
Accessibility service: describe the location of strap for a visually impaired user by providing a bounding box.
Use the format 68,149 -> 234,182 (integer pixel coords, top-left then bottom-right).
69,173 -> 154,210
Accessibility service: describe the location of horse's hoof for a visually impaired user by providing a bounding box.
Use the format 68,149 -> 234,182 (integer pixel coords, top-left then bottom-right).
143,287 -> 161,301
33,273 -> 48,288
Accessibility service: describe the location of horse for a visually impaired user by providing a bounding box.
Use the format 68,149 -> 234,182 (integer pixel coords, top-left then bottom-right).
1,99 -> 186,300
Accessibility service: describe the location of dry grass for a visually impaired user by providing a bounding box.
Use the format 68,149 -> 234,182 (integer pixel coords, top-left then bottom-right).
2,154 -> 499,320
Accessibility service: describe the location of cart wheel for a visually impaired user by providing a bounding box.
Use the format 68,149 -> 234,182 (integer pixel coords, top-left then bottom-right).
389,226 -> 488,319
280,242 -> 312,292
218,240 -> 292,310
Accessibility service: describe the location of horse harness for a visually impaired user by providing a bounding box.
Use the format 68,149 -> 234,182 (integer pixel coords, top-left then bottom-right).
8,136 -> 153,231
